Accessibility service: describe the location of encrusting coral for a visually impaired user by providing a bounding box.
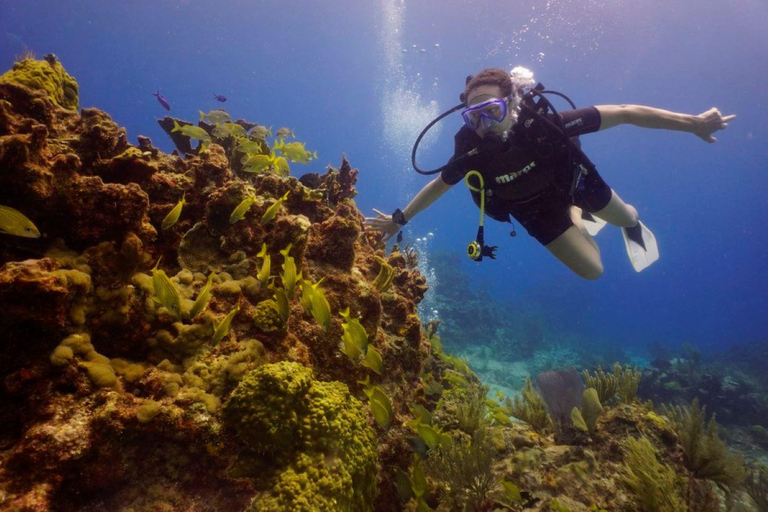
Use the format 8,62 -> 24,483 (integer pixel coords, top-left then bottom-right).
0,56 -> 757,512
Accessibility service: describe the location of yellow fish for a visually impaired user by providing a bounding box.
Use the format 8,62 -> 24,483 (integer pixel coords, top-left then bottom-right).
236,139 -> 266,155
211,305 -> 240,344
241,154 -> 275,173
0,205 -> 41,238
310,280 -> 331,331
189,272 -> 215,318
256,242 -> 271,287
273,286 -> 290,322
341,327 -> 363,360
260,191 -> 289,225
199,109 -> 231,125
229,196 -> 256,224
161,192 -> 185,230
172,120 -> 211,143
365,385 -> 393,429
212,122 -> 248,139
339,307 -> 366,360
150,257 -> 182,317
279,244 -> 299,298
273,156 -> 290,176
274,140 -> 315,164
250,125 -> 273,139
299,277 -> 317,315
361,345 -> 383,375
275,127 -> 295,139
290,149 -> 316,165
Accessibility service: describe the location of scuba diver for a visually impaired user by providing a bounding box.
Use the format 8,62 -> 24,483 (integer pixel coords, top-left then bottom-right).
364,67 -> 735,279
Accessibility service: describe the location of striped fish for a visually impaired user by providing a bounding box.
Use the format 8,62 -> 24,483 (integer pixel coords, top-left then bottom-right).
0,205 -> 41,238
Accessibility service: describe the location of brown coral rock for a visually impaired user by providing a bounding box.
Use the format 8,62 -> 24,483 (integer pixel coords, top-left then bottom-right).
0,58 -> 443,512
306,204 -> 362,271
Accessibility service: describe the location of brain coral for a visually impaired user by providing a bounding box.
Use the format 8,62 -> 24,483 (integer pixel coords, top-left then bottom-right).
223,361 -> 378,511
0,54 -> 79,110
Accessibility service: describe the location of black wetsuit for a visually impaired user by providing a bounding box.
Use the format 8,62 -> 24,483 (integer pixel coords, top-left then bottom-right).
441,106 -> 612,245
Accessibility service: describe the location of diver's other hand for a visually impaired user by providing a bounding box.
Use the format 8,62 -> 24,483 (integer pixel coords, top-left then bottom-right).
364,208 -> 401,242
692,108 -> 736,143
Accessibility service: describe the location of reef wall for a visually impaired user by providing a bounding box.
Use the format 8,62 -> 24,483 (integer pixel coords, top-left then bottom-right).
0,56 -> 428,512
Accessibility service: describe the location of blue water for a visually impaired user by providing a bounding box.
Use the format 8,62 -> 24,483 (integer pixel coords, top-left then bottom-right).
2,0 -> 766,357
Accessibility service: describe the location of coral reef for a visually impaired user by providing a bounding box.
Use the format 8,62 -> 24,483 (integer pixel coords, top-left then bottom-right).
0,57 -> 426,512
0,56 -> 762,512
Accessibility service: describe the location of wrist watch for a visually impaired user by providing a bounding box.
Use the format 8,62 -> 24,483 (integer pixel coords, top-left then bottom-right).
392,208 -> 407,226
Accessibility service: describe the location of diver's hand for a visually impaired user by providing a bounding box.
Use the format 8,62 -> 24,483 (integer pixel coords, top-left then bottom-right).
692,108 -> 736,143
364,208 -> 401,242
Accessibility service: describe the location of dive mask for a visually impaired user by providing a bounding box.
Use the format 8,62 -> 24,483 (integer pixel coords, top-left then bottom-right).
461,97 -> 509,131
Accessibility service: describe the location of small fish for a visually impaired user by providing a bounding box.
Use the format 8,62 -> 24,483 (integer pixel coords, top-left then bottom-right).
171,120 -> 211,143
368,386 -> 392,428
236,139 -> 266,155
0,205 -> 41,238
279,244 -> 298,298
161,192 -> 185,230
416,423 -> 440,449
275,127 -> 295,139
260,190 -> 289,225
273,286 -> 290,322
256,243 -> 271,287
310,281 -> 331,331
213,93 -> 227,102
341,326 -> 363,360
189,272 -> 215,318
229,195 -> 256,224
339,308 -> 368,355
154,90 -> 171,111
299,278 -> 316,315
362,345 -> 383,374
273,156 -> 290,176
419,48 -> 426,53
274,140 -> 315,163
250,125 -> 273,140
199,109 -> 231,125
241,154 -> 274,173
396,231 -> 403,243
211,305 -> 240,344
150,257 -> 182,317
212,122 -> 248,139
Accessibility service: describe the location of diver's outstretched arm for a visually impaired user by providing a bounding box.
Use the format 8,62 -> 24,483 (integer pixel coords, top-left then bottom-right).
364,176 -> 453,242
595,105 -> 736,143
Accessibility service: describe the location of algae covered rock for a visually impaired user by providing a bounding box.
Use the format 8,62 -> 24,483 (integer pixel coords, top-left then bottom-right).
0,54 -> 79,110
223,361 -> 378,511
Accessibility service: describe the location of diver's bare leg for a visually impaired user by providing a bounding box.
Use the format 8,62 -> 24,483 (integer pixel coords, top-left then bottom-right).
545,221 -> 603,280
592,190 -> 639,228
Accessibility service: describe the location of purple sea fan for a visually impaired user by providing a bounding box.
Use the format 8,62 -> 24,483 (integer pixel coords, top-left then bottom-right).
535,367 -> 584,429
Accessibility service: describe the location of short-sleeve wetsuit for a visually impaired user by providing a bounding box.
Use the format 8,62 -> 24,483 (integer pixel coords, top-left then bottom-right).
440,107 -> 612,245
